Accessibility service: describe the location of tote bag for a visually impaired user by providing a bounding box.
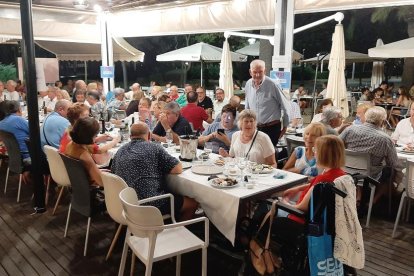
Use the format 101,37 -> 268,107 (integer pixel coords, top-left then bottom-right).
307,189 -> 343,276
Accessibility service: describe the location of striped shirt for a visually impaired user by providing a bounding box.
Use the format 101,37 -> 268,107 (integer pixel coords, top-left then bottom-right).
339,123 -> 399,178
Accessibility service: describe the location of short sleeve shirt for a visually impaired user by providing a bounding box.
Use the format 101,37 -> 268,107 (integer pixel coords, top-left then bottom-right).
111,139 -> 179,209
197,96 -> 213,110
180,103 -> 208,131
202,122 -> 238,153
0,114 -> 30,159
41,112 -> 70,150
229,131 -> 275,164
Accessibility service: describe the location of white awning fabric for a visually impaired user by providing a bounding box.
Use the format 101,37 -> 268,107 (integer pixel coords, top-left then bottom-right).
236,42 -> 303,61
302,50 -> 382,63
36,38 -> 145,62
368,37 -> 414,58
110,0 -> 414,38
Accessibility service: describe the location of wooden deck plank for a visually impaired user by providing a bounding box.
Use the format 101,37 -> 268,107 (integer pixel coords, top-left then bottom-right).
0,242 -> 23,276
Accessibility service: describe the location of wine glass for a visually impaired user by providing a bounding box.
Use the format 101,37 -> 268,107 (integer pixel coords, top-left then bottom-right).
105,122 -> 113,132
165,132 -> 174,152
236,156 -> 247,185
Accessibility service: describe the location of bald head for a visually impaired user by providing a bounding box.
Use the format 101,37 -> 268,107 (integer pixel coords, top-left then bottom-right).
54,99 -> 71,118
130,122 -> 149,140
229,95 -> 241,107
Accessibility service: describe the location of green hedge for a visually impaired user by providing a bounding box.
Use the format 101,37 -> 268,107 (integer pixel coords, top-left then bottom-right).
0,63 -> 17,83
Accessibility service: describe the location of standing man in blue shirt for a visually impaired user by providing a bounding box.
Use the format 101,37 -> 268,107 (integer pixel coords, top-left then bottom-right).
245,59 -> 290,147
40,99 -> 71,150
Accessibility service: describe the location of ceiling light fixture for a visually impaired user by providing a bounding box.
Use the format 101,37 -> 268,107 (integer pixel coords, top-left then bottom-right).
73,0 -> 89,10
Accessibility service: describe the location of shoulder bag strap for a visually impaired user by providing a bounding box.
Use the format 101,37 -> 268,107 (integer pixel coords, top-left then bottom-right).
245,130 -> 259,158
42,114 -> 52,146
264,199 -> 277,249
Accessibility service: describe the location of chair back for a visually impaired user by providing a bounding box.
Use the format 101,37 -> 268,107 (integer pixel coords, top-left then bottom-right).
0,130 -> 23,173
60,153 -> 92,217
119,187 -> 164,238
286,136 -> 305,155
25,138 -> 49,174
44,145 -> 71,187
101,172 -> 128,225
405,160 -> 414,200
344,149 -> 371,176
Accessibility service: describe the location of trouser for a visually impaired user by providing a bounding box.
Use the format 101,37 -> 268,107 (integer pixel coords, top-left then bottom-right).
258,122 -> 281,147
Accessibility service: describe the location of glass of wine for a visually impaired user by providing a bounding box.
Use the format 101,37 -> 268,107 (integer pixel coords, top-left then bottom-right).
236,156 -> 247,185
165,131 -> 174,152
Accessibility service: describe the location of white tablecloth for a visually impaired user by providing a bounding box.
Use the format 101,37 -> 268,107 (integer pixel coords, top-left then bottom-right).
167,160 -> 307,244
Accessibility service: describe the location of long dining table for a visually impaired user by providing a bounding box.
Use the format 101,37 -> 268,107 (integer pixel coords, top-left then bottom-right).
108,143 -> 308,245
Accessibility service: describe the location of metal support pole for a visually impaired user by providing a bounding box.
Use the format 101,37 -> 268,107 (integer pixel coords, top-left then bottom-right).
20,0 -> 45,212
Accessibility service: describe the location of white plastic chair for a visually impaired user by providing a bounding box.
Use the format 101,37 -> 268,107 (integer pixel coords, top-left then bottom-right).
392,160 -> 414,238
44,145 -> 71,215
118,187 -> 209,276
101,172 -> 128,260
286,136 -> 305,155
344,149 -> 377,227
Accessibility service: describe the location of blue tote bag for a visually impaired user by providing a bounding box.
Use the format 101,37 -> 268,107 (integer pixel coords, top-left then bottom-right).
307,189 -> 344,276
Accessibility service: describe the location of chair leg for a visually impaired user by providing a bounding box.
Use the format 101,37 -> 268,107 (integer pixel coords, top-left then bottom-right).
84,217 -> 91,256
52,186 -> 65,215
392,192 -> 407,238
365,184 -> 376,228
201,247 -> 207,276
176,255 -> 181,276
45,176 -> 51,206
145,236 -> 156,276
118,230 -> 130,276
406,200 -> 412,222
130,252 -> 135,276
4,167 -> 9,194
64,203 -> 72,237
106,224 -> 123,261
16,174 -> 22,203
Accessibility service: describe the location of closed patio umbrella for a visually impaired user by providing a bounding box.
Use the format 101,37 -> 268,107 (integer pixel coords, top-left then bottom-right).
326,24 -> 349,118
219,38 -> 234,99
371,39 -> 384,90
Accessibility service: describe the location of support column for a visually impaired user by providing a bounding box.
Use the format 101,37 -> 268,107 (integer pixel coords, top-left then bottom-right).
20,0 -> 45,212
99,12 -> 114,95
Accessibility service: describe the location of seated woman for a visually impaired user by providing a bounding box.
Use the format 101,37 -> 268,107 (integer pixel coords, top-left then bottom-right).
320,106 -> 348,135
64,117 -> 103,186
198,104 -> 239,153
359,87 -> 370,101
125,97 -> 155,129
125,89 -> 145,116
389,86 -> 410,127
311,99 -> 333,123
59,103 -> 119,165
282,135 -> 346,214
373,87 -> 386,104
282,122 -> 326,178
219,109 -> 276,167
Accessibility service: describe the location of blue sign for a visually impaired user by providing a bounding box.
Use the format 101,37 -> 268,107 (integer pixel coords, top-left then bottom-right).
270,70 -> 291,90
100,66 -> 114,78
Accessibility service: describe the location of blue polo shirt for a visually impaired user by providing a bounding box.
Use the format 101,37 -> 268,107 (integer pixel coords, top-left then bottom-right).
0,114 -> 30,159
40,112 -> 70,150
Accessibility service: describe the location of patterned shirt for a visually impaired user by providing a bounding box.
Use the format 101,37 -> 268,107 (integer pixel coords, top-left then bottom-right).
339,123 -> 400,178
90,101 -> 107,120
111,139 -> 179,210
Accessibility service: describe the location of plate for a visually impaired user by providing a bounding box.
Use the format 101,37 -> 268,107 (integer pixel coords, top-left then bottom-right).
401,149 -> 414,155
182,161 -> 192,169
252,164 -> 275,174
209,178 -> 239,189
191,164 -> 223,175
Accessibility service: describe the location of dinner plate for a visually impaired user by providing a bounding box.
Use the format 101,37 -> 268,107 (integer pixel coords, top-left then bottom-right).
209,178 -> 239,189
256,168 -> 275,174
191,164 -> 223,175
401,149 -> 414,155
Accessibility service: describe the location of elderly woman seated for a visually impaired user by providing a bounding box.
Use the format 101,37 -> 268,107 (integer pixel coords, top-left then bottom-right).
219,109 -> 276,167
321,106 -> 349,135
198,104 -> 239,153
283,122 -> 326,178
64,117 -> 103,186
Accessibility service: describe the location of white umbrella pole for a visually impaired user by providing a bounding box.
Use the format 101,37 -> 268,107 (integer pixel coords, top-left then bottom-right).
200,61 -> 203,87
352,62 -> 355,80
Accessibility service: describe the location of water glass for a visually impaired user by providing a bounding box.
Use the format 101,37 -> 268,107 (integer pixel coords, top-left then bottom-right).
236,157 -> 247,184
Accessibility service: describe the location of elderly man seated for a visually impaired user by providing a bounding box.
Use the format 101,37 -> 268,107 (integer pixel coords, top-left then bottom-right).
106,87 -> 126,113
339,106 -> 401,204
321,106 -> 350,135
152,101 -> 192,144
111,122 -> 198,220
41,99 -> 71,150
180,91 -> 212,132
391,101 -> 414,146
198,104 -> 238,153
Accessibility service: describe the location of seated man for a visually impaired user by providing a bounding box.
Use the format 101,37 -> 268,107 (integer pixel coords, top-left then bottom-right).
198,104 -> 238,153
391,101 -> 414,145
111,122 -> 198,220
339,106 -> 401,204
152,101 -> 192,144
321,106 -> 348,135
41,99 -> 71,150
106,87 -> 126,113
86,90 -> 106,119
180,91 -> 212,132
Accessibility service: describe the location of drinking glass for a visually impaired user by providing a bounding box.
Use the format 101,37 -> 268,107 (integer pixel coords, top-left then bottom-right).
204,142 -> 213,155
165,132 -> 174,153
105,122 -> 113,132
236,156 -> 247,185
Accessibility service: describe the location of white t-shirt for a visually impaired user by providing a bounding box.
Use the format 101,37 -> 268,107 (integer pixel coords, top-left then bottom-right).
4,91 -> 20,101
320,89 -> 327,99
229,130 -> 275,164
311,113 -> 323,123
391,117 -> 414,145
46,97 -> 58,111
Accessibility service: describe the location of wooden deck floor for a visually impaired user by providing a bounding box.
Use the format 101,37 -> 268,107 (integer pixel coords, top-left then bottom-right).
0,165 -> 413,276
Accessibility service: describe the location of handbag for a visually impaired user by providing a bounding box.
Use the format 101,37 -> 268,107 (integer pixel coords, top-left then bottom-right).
249,200 -> 282,275
307,190 -> 344,276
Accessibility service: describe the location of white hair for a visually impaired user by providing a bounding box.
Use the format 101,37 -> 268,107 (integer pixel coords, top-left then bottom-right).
321,106 -> 342,123
250,59 -> 265,70
365,106 -> 387,126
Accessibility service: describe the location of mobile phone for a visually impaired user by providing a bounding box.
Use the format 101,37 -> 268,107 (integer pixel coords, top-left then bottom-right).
217,129 -> 225,135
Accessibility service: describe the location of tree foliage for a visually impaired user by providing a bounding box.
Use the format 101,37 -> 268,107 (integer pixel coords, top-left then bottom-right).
0,63 -> 17,82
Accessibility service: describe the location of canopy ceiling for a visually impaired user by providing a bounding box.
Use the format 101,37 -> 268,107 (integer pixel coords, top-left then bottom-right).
36,38 -> 145,62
